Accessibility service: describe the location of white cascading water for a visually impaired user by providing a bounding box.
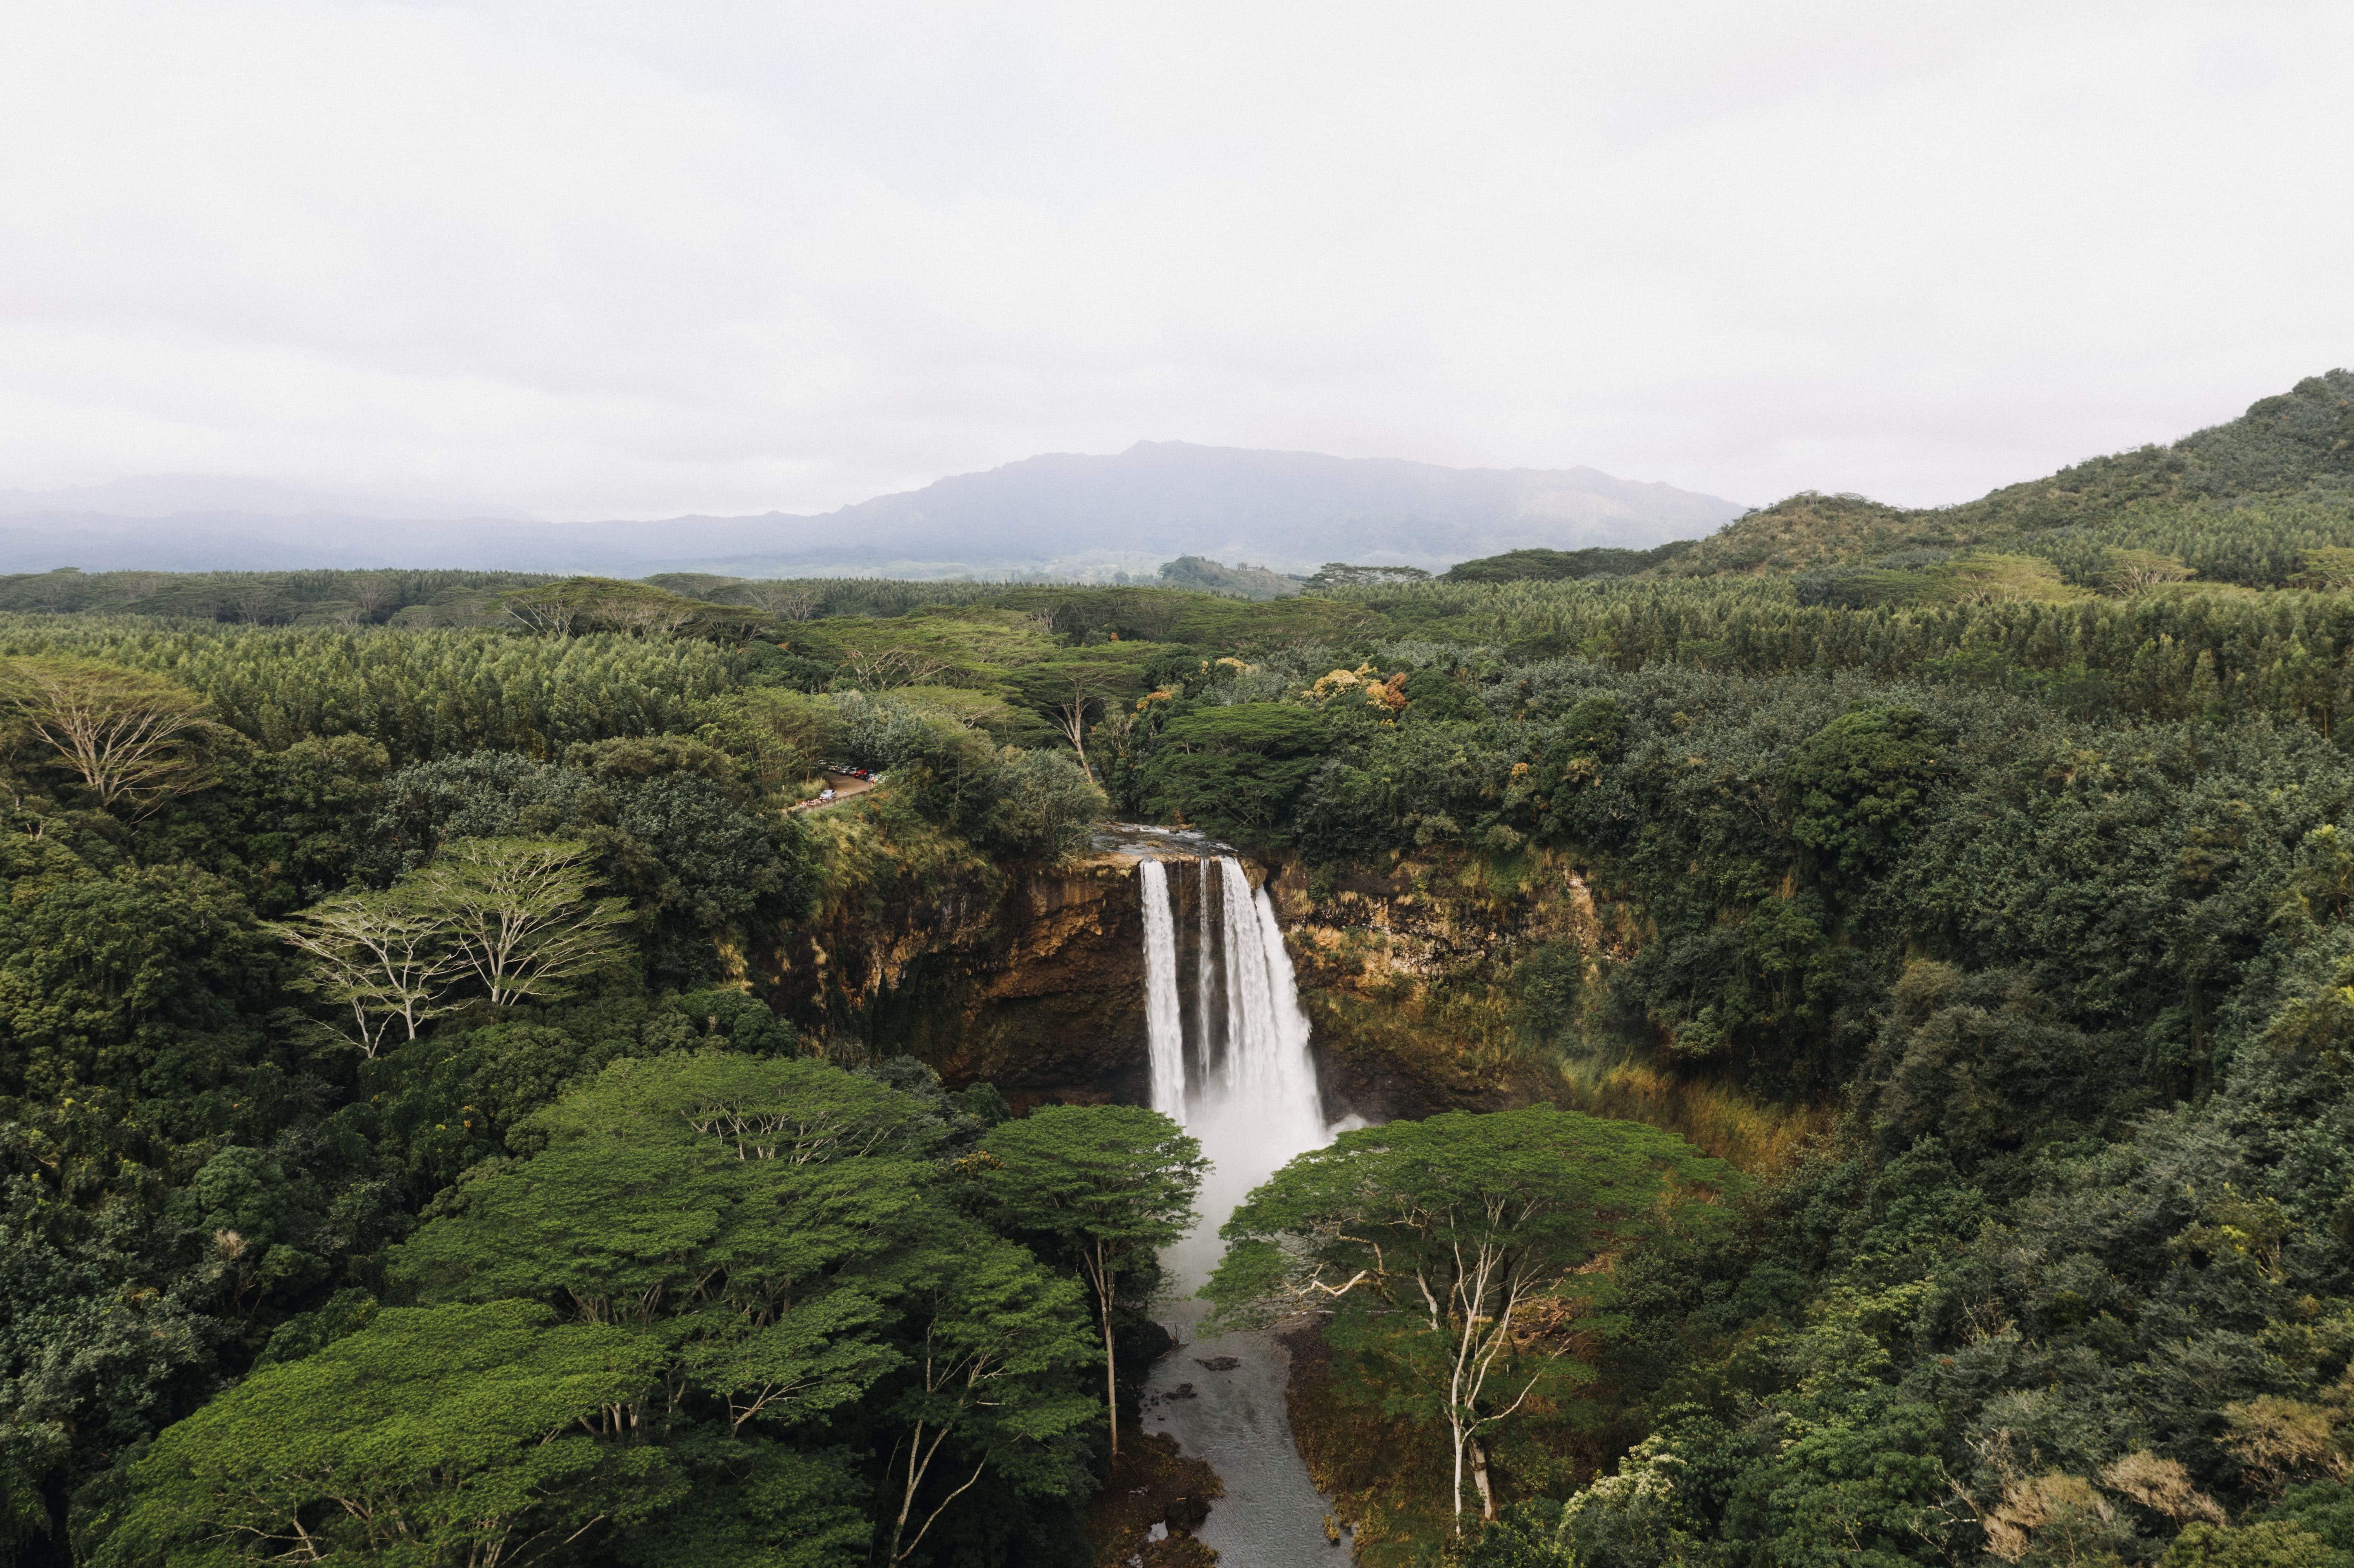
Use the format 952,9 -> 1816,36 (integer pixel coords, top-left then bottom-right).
1137,853 -> 1345,1563
1193,856 -> 1215,1084
1139,860 -> 1188,1117
1140,855 -> 1331,1293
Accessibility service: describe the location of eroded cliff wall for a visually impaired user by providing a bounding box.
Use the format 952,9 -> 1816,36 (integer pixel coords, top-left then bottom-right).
1267,847 -> 1625,1118
758,810 -> 1166,1101
760,807 -> 1673,1134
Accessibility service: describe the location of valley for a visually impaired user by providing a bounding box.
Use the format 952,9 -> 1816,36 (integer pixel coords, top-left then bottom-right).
4,370 -> 2354,1567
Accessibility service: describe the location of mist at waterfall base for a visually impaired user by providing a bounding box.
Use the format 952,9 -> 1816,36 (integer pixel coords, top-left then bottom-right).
1136,856 -> 1353,1565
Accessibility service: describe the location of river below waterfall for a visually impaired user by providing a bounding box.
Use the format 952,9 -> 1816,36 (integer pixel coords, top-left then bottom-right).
1142,1317 -> 1345,1568
1135,855 -> 1352,1565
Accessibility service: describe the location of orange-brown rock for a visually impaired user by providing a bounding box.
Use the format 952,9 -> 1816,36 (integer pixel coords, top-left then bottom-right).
1266,846 -> 1626,1117
762,847 -> 1250,1102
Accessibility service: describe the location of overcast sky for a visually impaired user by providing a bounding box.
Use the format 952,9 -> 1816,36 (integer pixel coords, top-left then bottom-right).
2,1 -> 2349,521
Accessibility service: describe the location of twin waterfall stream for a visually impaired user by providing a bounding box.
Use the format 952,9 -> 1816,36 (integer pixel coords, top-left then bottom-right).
1135,856 -> 1348,1565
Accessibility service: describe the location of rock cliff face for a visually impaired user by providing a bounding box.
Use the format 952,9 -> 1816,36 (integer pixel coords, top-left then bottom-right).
759,849 -> 1167,1104
758,818 -> 1621,1121
1267,847 -> 1626,1119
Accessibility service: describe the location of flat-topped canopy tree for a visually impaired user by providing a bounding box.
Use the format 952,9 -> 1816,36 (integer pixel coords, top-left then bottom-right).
408,837 -> 634,1007
388,1053 -> 1098,1560
1138,702 -> 1329,841
1003,656 -> 1152,784
1206,1106 -> 1733,1530
501,576 -> 773,641
391,1054 -> 943,1434
100,1300 -> 690,1568
266,836 -> 633,1048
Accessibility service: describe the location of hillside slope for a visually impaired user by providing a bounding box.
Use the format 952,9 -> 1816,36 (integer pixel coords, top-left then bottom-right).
1668,368 -> 2354,576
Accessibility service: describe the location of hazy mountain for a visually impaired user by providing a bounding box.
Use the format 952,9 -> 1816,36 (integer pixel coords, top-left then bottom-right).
781,442 -> 1745,572
0,443 -> 1744,578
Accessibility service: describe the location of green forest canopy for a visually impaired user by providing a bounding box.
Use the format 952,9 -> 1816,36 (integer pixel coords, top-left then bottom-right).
3,370 -> 2354,1567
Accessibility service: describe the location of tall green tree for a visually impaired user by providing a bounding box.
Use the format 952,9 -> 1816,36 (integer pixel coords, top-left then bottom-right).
1004,658 -> 1143,785
1137,703 -> 1329,842
971,1105 -> 1205,1459
392,1055 -> 938,1434
1208,1107 -> 1731,1529
1783,704 -> 1945,893
877,1227 -> 1095,1566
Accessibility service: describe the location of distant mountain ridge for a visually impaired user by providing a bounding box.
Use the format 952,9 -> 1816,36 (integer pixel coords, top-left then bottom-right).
0,442 -> 1745,578
794,441 -> 1744,570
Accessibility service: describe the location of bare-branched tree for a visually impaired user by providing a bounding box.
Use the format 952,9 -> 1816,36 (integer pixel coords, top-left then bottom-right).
1008,660 -> 1132,784
2101,549 -> 2193,596
268,890 -> 465,1057
500,582 -> 586,635
220,579 -> 284,624
734,581 -> 822,622
839,648 -> 952,690
0,657 -> 219,817
595,594 -> 702,638
408,838 -> 633,1006
347,571 -> 403,624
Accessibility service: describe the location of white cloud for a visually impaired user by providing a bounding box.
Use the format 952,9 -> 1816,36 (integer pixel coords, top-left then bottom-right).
0,0 -> 2346,519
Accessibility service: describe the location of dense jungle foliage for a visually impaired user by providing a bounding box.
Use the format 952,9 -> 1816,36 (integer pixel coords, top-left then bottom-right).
5,372 -> 2354,1568
0,603 -> 1179,1568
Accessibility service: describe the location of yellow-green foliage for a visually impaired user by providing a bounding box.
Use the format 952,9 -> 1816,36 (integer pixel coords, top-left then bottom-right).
797,607 -> 1199,718
1919,552 -> 2087,606
1557,1061 -> 1834,1177
2301,545 -> 2354,590
1313,577 -> 2354,739
0,617 -> 733,759
0,566 -> 550,625
1661,493 -> 1959,578
802,606 -> 1065,689
2098,548 -> 2194,594
1164,593 -> 1381,648
801,787 -> 1000,926
889,684 -> 1059,746
699,687 -> 842,793
1663,370 -> 2354,580
498,576 -> 772,641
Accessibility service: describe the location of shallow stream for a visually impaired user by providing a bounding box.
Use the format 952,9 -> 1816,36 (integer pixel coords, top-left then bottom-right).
1142,1314 -> 1346,1567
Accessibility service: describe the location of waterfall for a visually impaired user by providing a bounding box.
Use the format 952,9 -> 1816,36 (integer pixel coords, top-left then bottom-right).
1140,854 -> 1330,1295
1213,858 -> 1323,1131
1137,852 -> 1348,1562
1193,856 -> 1216,1083
1139,859 -> 1187,1117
